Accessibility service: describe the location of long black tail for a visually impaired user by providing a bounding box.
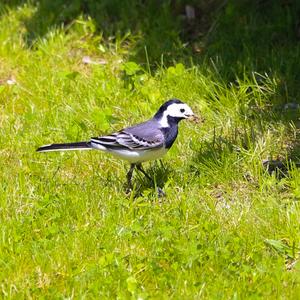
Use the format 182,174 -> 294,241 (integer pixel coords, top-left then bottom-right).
37,141 -> 92,152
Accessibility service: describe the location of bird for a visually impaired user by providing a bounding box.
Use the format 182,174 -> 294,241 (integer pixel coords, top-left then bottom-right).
37,98 -> 197,192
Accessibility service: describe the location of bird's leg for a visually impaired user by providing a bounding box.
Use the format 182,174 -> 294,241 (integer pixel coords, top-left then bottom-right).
136,163 -> 153,182
126,163 -> 136,191
136,164 -> 166,197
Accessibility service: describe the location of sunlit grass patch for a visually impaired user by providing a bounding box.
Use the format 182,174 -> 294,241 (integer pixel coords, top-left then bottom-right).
1,1 -> 300,298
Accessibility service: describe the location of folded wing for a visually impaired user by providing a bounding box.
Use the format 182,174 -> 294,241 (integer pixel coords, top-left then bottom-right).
90,121 -> 164,151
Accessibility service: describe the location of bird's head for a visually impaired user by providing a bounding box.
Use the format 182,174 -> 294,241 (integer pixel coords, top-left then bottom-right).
154,99 -> 197,127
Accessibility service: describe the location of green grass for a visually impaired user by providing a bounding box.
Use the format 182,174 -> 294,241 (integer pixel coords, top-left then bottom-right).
1,0 -> 300,298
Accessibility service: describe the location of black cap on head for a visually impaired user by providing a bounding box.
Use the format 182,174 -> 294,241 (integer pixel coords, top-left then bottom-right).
153,98 -> 184,119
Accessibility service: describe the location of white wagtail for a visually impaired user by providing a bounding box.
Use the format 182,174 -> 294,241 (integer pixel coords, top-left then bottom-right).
37,99 -> 197,190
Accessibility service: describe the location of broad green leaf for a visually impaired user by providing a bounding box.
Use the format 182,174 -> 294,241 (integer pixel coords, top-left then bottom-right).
122,61 -> 141,76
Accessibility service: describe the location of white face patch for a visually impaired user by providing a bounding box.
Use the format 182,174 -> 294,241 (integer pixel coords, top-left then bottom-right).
159,103 -> 194,127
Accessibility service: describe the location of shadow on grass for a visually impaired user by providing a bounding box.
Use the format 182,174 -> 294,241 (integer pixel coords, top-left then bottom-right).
132,161 -> 173,197
2,1 -> 300,92
195,0 -> 300,175
0,0 -> 219,65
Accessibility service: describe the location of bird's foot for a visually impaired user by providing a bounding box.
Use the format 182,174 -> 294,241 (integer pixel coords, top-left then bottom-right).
125,182 -> 134,195
157,187 -> 166,197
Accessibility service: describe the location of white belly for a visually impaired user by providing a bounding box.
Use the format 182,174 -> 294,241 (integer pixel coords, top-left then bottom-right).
91,143 -> 168,163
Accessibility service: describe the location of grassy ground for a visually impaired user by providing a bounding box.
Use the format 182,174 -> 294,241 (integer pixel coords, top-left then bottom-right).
1,0 -> 300,298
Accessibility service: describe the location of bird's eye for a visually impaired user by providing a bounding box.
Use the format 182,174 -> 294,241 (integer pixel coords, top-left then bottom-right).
180,108 -> 185,113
